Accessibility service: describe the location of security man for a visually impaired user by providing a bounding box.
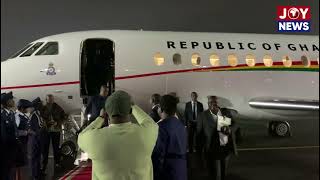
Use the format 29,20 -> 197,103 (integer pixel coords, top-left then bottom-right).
1,93 -> 5,112
1,92 -> 17,180
29,97 -> 43,179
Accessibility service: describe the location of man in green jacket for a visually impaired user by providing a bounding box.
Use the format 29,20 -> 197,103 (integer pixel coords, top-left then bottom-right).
78,90 -> 159,180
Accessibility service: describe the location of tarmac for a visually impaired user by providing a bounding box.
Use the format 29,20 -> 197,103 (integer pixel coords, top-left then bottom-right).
43,116 -> 319,180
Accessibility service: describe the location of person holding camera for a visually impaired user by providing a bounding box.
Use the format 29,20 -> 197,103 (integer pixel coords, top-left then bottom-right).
78,90 -> 158,180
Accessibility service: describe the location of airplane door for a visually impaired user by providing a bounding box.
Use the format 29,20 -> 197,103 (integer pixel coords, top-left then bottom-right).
80,39 -> 115,97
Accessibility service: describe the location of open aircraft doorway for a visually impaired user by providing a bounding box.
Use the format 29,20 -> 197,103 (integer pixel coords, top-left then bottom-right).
80,38 -> 115,98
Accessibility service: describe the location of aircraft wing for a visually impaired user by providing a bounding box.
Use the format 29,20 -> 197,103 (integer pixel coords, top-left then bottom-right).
249,97 -> 319,111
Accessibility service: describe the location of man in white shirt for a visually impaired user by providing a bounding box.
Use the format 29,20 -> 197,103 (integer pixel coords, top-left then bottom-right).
184,92 -> 204,153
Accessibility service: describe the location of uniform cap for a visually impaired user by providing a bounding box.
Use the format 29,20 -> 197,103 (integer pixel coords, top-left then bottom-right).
1,92 -> 14,105
32,97 -> 41,107
17,99 -> 33,109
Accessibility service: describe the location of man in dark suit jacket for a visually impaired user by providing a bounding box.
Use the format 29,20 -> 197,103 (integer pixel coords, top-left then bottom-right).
196,96 -> 237,180
29,97 -> 43,179
152,95 -> 187,180
184,92 -> 204,153
149,93 -> 161,123
85,85 -> 109,123
41,94 -> 68,172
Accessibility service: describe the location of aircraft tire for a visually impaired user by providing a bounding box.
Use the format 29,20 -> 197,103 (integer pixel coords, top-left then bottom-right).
60,141 -> 77,168
273,121 -> 290,137
60,141 -> 77,158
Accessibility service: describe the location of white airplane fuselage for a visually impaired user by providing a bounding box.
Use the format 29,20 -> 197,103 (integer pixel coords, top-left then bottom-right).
1,30 -> 319,122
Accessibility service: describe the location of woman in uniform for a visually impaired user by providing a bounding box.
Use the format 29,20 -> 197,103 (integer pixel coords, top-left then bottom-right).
15,99 -> 34,180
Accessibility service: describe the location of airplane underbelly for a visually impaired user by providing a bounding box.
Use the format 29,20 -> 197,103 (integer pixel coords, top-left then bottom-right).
116,70 -> 319,121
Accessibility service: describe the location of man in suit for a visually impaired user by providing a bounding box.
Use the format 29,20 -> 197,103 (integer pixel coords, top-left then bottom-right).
85,85 -> 109,123
149,93 -> 161,122
184,92 -> 203,153
196,96 -> 237,180
29,97 -> 44,179
152,94 -> 187,180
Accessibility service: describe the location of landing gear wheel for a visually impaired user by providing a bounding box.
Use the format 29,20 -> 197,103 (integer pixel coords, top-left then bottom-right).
60,141 -> 77,168
268,121 -> 291,137
61,141 -> 77,157
275,122 -> 289,137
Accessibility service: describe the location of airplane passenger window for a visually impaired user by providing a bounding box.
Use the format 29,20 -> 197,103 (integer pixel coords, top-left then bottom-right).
263,55 -> 273,67
191,53 -> 201,66
20,42 -> 44,57
246,54 -> 256,67
301,55 -> 310,67
282,55 -> 292,67
36,42 -> 59,55
209,54 -> 220,67
173,53 -> 182,65
10,43 -> 33,58
228,54 -> 238,67
154,52 -> 165,66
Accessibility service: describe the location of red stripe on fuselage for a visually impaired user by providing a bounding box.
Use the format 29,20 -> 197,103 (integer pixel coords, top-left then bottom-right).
1,61 -> 318,90
1,81 -> 80,90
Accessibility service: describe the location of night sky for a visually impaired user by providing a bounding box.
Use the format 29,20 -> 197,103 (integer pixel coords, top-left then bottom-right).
1,0 -> 319,60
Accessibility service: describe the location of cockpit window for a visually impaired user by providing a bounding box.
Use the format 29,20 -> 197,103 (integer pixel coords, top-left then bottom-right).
20,42 -> 44,57
10,43 -> 34,58
35,42 -> 59,55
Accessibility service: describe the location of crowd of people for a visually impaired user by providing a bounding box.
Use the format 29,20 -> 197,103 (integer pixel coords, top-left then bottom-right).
1,86 -> 238,180
1,92 -> 68,180
78,87 -> 238,180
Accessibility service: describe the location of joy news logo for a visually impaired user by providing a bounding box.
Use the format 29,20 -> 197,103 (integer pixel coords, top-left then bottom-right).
277,6 -> 311,32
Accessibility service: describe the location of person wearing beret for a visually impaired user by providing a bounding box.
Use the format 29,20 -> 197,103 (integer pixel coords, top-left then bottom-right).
29,97 -> 44,180
15,99 -> 34,180
1,92 -> 18,180
1,93 -> 6,112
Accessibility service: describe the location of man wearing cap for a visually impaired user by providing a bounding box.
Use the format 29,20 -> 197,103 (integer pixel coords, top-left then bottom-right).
78,90 -> 159,180
29,97 -> 44,180
1,92 -> 18,180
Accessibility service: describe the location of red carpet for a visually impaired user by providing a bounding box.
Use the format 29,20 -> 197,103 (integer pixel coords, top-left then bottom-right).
59,162 -> 92,180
